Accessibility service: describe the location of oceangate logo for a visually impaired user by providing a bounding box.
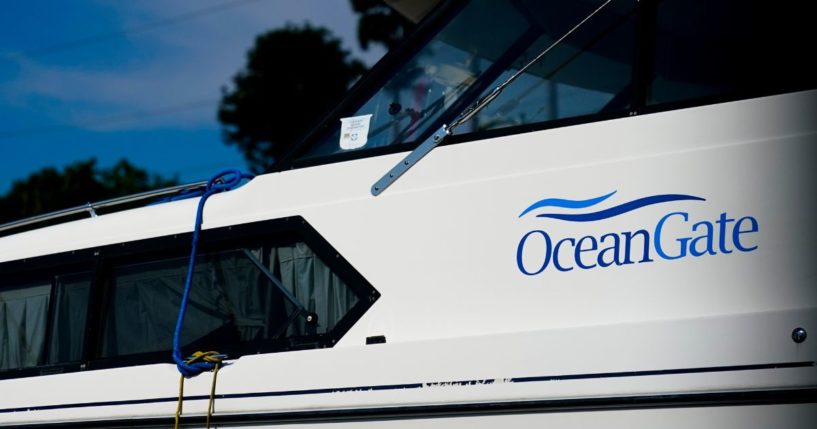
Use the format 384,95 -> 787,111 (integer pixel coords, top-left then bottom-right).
516,191 -> 759,275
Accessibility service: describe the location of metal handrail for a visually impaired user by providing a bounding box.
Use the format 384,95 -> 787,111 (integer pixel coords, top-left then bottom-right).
0,180 -> 208,235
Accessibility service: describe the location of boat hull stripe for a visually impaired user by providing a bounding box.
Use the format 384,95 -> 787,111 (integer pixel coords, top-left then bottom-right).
3,388 -> 816,428
0,360 -> 812,415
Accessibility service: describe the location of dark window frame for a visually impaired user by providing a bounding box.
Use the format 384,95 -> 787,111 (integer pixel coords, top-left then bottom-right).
0,216 -> 379,380
0,256 -> 94,378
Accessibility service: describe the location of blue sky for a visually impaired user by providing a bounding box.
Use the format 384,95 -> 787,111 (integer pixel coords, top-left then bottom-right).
0,0 -> 386,193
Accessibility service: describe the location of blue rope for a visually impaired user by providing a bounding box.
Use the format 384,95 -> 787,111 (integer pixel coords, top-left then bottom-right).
172,169 -> 254,378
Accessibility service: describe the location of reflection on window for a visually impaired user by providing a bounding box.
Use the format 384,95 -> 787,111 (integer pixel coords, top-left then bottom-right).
100,243 -> 357,358
300,0 -> 635,160
467,1 -> 634,133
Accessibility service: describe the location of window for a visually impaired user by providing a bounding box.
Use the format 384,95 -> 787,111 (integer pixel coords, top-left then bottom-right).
0,217 -> 378,379
0,272 -> 91,371
648,0 -> 816,105
47,273 -> 92,364
99,244 -> 357,359
0,282 -> 51,370
297,0 -> 636,162
289,0 -> 816,169
465,1 -> 635,133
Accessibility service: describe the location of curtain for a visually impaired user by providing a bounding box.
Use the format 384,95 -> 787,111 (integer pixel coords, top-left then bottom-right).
273,242 -> 358,337
0,284 -> 51,370
47,275 -> 91,364
99,242 -> 359,358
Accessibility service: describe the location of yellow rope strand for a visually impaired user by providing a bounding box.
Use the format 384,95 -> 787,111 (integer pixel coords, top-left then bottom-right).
206,364 -> 219,429
174,374 -> 185,429
173,351 -> 225,429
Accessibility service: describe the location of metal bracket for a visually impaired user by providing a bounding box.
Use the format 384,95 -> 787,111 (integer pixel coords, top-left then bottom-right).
371,125 -> 451,196
85,203 -> 98,218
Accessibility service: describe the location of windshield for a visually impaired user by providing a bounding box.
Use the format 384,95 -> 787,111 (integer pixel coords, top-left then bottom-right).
298,0 -> 636,161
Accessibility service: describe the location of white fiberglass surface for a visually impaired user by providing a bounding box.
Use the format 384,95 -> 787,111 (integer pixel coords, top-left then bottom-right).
0,92 -> 815,425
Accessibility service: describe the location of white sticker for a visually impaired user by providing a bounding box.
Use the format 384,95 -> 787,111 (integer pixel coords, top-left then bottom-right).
339,114 -> 372,150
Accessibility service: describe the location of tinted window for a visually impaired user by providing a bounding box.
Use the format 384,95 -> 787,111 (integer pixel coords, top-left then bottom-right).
467,0 -> 635,132
0,217 -> 377,379
648,0 -> 817,105
100,243 -> 358,358
47,273 -> 91,364
0,272 -> 91,370
0,282 -> 51,370
299,0 -> 636,161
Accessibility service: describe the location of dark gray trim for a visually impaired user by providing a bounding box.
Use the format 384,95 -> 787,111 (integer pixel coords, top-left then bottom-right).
3,387 -> 815,428
1,361 -> 812,415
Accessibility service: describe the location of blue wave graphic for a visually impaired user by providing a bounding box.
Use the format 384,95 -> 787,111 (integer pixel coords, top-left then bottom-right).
535,194 -> 705,222
518,191 -> 616,218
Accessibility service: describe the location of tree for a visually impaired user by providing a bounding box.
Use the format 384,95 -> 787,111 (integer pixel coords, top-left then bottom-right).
218,25 -> 366,173
0,159 -> 176,225
351,0 -> 416,51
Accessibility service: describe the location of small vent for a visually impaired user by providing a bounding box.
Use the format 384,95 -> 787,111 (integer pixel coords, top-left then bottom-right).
366,335 -> 386,345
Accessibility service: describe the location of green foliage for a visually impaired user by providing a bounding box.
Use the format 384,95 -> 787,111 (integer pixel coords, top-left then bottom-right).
218,24 -> 366,173
2,4 -> 418,227
351,0 -> 415,50
0,159 -> 177,225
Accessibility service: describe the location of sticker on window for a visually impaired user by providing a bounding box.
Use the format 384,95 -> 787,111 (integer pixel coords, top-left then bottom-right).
339,114 -> 372,150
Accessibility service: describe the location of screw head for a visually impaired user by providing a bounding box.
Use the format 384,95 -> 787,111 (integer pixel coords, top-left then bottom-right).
792,327 -> 807,344
388,102 -> 402,115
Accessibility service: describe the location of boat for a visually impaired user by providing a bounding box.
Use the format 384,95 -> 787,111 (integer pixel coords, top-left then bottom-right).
1,0 -> 816,427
